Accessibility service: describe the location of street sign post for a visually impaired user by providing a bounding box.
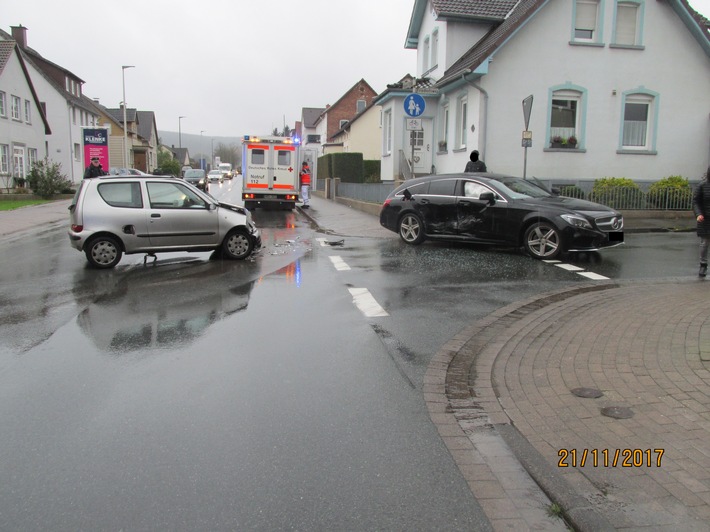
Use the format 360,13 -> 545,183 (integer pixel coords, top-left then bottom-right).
522,95 -> 533,179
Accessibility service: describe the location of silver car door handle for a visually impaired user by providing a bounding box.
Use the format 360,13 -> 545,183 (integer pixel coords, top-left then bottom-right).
151,213 -> 161,218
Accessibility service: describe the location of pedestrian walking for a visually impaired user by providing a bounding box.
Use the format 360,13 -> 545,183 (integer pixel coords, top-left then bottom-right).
464,150 -> 487,173
83,157 -> 106,179
693,166 -> 710,277
300,161 -> 311,209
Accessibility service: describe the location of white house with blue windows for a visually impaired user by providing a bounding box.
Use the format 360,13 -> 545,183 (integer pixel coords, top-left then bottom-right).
377,0 -> 710,184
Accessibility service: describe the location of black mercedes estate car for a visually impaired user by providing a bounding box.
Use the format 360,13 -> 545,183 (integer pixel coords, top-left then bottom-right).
379,173 -> 623,260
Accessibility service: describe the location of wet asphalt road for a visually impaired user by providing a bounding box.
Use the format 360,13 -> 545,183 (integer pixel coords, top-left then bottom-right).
0,181 -> 699,530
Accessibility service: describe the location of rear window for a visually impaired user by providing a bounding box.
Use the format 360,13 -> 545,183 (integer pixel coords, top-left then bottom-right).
97,182 -> 143,208
397,181 -> 429,197
251,149 -> 265,165
427,179 -> 457,196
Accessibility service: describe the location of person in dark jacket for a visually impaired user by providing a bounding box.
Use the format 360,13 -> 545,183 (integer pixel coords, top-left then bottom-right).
83,157 -> 106,179
692,166 -> 710,277
464,150 -> 487,173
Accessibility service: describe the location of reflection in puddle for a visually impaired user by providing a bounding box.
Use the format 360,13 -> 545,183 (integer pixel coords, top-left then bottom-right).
76,262 -> 255,353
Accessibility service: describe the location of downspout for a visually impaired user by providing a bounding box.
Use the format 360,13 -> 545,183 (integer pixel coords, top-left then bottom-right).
67,101 -> 75,183
461,69 -> 488,160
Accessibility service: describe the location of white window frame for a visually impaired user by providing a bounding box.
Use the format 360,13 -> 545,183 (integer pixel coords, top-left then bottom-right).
0,144 -> 9,173
438,102 -> 449,152
431,29 -> 439,69
573,0 -> 603,44
423,37 -> 430,73
24,100 -> 31,123
546,85 -> 587,149
619,90 -> 658,153
11,95 -> 21,120
356,99 -> 366,113
28,148 -> 38,169
456,95 -> 468,150
613,1 -> 643,47
0,91 -> 6,117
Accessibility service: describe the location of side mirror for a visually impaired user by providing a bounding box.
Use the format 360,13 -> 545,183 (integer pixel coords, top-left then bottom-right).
402,188 -> 412,200
479,191 -> 495,205
551,187 -> 560,196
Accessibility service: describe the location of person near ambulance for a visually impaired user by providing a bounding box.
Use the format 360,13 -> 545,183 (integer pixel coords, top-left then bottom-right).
299,161 -> 311,209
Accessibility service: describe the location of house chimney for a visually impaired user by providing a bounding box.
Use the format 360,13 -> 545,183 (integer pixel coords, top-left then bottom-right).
11,25 -> 28,49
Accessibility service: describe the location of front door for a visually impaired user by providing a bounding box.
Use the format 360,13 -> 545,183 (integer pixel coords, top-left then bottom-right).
409,118 -> 433,175
146,181 -> 219,248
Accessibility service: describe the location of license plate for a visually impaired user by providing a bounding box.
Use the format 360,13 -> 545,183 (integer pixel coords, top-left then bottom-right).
609,231 -> 623,242
264,194 -> 277,199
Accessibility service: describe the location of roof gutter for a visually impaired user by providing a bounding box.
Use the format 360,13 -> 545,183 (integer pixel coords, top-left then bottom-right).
461,69 -> 488,160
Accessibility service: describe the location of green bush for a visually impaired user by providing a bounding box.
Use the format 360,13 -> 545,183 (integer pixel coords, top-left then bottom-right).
647,175 -> 692,210
26,158 -> 71,198
364,160 -> 381,183
589,177 -> 645,209
332,153 -> 364,183
557,185 -> 585,199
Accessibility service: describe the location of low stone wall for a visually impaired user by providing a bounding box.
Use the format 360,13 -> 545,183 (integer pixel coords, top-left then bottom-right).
0,193 -> 74,201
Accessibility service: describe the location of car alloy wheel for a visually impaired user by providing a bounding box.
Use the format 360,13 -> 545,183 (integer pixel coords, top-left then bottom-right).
398,213 -> 425,245
85,236 -> 123,268
222,229 -> 253,260
524,222 -> 562,259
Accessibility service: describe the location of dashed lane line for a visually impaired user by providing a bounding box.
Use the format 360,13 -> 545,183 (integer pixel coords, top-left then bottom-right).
544,259 -> 610,280
348,288 -> 389,317
329,256 -> 351,271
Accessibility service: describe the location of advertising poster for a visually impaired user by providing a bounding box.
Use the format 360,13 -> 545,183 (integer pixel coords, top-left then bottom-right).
82,128 -> 109,170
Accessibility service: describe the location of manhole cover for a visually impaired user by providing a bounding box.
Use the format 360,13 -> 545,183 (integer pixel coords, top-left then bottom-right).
601,406 -> 634,419
571,387 -> 604,398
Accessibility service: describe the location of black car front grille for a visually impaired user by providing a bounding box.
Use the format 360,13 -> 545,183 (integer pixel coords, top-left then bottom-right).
595,215 -> 624,232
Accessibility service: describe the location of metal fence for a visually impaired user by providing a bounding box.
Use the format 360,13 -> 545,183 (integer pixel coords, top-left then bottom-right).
332,179 -> 697,211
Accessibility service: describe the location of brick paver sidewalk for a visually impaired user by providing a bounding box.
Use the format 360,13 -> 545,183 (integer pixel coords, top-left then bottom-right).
429,280 -> 710,531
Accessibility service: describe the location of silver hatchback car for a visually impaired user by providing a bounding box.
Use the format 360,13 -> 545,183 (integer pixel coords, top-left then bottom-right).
68,175 -> 261,268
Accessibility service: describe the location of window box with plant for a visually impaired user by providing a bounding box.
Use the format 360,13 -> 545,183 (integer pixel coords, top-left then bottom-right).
550,135 -> 564,148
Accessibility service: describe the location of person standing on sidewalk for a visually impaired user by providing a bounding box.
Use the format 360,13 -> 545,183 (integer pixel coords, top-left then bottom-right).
83,157 -> 106,179
464,150 -> 487,173
693,166 -> 710,277
299,161 -> 311,209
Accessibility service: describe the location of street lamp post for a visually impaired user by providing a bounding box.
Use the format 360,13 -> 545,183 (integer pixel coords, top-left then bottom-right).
200,130 -> 205,170
179,116 -> 186,149
121,65 -> 135,168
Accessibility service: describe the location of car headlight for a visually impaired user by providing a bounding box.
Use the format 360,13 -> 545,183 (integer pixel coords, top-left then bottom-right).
561,214 -> 593,229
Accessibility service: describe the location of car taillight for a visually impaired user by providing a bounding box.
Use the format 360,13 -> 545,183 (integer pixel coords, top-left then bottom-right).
71,224 -> 83,232
243,193 -> 255,199
382,199 -> 391,207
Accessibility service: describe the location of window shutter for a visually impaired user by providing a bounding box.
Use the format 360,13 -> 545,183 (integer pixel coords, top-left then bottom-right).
616,4 -> 637,45
576,1 -> 597,31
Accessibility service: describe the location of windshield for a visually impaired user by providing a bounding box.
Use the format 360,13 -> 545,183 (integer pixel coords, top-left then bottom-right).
494,177 -> 552,199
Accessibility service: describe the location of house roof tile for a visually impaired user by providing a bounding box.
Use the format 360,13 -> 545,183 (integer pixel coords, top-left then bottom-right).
432,0 -> 518,20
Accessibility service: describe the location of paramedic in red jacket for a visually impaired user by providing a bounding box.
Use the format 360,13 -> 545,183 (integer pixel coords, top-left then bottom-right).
299,161 -> 311,209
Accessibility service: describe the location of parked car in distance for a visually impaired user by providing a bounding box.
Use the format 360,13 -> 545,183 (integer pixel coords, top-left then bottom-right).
108,167 -> 150,176
68,175 -> 261,268
183,168 -> 207,191
380,173 -> 623,260
208,170 -> 224,183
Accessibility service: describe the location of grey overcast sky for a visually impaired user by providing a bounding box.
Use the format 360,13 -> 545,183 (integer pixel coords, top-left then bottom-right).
4,0 -> 709,138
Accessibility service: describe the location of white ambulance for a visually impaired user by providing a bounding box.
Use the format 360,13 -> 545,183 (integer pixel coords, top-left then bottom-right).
242,135 -> 300,210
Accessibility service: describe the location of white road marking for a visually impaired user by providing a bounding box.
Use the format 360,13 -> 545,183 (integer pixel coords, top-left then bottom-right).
329,256 -> 351,271
317,238 -> 329,247
554,263 -> 584,272
577,271 -> 610,280
546,259 -> 609,280
348,288 -> 389,317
